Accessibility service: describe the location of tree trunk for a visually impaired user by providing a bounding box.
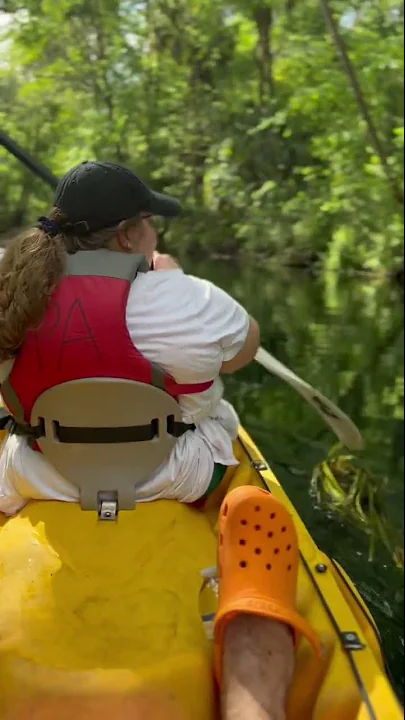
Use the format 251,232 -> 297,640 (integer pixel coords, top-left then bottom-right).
321,0 -> 403,206
253,6 -> 274,105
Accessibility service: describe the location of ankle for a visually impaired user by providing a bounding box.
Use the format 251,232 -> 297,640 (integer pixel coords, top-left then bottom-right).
222,616 -> 294,720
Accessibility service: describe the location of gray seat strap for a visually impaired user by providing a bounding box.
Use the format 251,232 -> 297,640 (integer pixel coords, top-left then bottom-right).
10,417 -> 196,443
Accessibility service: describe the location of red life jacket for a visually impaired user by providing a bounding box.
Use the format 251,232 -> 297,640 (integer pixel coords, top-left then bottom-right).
2,250 -> 214,442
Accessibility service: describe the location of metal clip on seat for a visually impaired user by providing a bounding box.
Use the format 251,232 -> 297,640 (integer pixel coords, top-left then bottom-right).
98,492 -> 119,521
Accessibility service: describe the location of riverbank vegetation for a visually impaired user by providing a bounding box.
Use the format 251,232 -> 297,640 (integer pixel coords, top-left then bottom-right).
1,0 -> 403,272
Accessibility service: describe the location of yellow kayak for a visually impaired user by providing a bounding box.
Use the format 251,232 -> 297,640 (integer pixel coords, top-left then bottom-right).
0,423 -> 402,720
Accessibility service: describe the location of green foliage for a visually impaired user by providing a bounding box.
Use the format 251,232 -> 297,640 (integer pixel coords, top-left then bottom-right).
311,444 -> 404,568
197,258 -> 405,541
0,0 -> 404,269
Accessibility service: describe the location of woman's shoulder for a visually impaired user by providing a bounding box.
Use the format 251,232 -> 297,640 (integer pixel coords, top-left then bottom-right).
129,269 -> 216,312
128,269 -> 248,335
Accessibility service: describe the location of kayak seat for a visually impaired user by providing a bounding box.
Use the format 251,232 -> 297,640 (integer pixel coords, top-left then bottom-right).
30,378 -> 189,513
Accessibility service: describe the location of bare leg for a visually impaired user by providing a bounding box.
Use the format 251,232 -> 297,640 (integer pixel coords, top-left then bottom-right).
222,616 -> 295,720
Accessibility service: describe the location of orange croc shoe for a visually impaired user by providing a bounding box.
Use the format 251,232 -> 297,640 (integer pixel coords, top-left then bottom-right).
214,486 -> 322,684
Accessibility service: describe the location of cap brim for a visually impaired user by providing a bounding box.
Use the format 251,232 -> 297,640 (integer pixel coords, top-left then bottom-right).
147,191 -> 181,218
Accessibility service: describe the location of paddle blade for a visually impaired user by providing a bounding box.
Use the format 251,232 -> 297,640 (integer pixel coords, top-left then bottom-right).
255,347 -> 364,452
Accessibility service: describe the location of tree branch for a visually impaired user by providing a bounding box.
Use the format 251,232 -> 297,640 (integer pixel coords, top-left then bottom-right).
321,0 -> 404,207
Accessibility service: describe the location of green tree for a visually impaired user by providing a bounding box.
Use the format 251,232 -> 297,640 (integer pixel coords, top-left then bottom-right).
0,0 -> 403,271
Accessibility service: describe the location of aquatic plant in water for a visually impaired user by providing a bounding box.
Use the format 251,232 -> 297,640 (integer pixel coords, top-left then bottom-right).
311,445 -> 404,570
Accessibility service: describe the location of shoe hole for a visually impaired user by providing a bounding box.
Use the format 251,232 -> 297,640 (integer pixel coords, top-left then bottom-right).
220,534 -> 224,545
255,505 -> 261,512
223,504 -> 228,517
274,548 -> 280,555
267,531 -> 274,539
281,527 -> 287,533
241,519 -> 248,526
240,561 -> 248,569
239,539 -> 246,546
287,545 -> 292,551
266,563 -> 272,571
255,525 -> 261,531
255,548 -> 262,555
288,565 -> 292,571
270,512 -> 276,519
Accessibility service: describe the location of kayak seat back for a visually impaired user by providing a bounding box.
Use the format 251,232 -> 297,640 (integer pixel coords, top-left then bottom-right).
31,378 -> 184,511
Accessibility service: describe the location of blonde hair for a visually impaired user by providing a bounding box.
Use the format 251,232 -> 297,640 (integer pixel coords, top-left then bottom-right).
0,209 -> 141,363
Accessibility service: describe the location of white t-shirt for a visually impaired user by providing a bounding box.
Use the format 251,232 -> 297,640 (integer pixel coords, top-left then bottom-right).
0,269 -> 249,515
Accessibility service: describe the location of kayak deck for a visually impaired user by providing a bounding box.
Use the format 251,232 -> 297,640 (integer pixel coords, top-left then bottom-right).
0,427 -> 402,720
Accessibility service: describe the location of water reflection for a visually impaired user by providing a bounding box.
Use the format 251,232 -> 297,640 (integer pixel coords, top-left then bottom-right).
187,258 -> 404,698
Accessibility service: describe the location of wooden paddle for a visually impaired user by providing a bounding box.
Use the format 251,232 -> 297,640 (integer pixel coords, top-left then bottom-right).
255,347 -> 364,451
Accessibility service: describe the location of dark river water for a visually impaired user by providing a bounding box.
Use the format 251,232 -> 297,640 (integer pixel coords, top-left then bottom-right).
187,258 -> 404,700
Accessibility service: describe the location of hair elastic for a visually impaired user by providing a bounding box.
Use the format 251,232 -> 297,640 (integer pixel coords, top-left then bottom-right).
36,216 -> 61,238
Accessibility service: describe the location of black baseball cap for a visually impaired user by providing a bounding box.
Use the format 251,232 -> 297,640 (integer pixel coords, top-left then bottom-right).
55,160 -> 181,233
